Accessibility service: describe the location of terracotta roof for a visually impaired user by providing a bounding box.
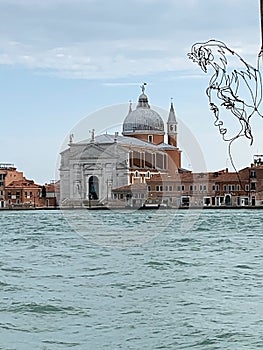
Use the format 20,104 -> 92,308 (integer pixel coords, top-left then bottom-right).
112,183 -> 147,192
6,179 -> 41,189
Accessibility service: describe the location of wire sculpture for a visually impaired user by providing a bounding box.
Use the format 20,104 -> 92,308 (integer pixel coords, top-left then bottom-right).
188,39 -> 263,173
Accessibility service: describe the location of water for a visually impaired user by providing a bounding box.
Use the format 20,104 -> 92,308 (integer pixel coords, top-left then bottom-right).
0,209 -> 263,349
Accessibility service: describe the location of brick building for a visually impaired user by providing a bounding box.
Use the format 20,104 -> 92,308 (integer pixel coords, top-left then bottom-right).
112,156 -> 263,208
0,164 -> 58,209
5,179 -> 42,208
0,164 -> 24,208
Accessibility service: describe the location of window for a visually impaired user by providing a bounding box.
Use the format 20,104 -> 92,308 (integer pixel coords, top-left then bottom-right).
181,185 -> 185,191
8,192 -> 11,199
148,135 -> 153,143
16,191 -> 20,199
242,197 -> 249,205
134,171 -> 139,178
190,185 -> 193,191
163,154 -> 167,169
132,151 -> 140,168
251,182 -> 256,191
203,185 -> 207,191
147,186 -> 151,191
223,185 -> 227,191
145,152 -> 153,168
245,184 -> 249,191
145,171 -> 151,178
236,184 -> 241,191
0,181 -> 3,187
169,186 -> 173,191
156,153 -> 163,169
212,185 -> 219,191
156,185 -> 163,192
200,185 -> 203,191
250,170 -> 256,178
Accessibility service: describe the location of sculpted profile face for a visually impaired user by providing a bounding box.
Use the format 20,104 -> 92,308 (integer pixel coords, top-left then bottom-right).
188,43 -> 214,73
188,39 -> 263,158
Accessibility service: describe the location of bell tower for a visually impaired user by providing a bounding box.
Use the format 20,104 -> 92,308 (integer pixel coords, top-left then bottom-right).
167,98 -> 178,147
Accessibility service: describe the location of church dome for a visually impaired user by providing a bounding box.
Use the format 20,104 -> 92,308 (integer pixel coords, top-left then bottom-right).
123,85 -> 164,135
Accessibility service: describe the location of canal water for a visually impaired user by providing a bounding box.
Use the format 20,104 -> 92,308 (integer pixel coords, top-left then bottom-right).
0,209 -> 263,349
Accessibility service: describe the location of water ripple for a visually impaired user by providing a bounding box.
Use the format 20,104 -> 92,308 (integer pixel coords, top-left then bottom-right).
0,209 -> 263,349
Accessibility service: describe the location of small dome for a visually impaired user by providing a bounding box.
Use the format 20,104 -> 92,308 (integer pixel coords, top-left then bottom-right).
123,86 -> 164,135
138,93 -> 149,105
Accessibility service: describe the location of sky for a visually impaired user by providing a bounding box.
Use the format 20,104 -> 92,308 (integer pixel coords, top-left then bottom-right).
1,0 -> 263,184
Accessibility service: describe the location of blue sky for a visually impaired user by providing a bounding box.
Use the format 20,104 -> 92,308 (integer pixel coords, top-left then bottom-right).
1,0 -> 262,183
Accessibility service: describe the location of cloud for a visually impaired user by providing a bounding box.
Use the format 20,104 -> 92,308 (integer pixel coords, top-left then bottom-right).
0,38 -> 195,79
0,0 -> 260,79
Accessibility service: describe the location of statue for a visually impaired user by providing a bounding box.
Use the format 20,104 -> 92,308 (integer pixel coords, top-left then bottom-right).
140,82 -> 147,94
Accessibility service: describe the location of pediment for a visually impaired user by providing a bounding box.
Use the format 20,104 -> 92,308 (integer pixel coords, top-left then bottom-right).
75,143 -> 115,160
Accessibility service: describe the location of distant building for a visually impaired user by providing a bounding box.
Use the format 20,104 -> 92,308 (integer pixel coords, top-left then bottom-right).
112,164 -> 263,208
59,86 -> 263,208
60,85 -> 181,207
0,164 -> 58,209
43,181 -> 59,208
5,178 -> 42,208
0,164 -> 24,208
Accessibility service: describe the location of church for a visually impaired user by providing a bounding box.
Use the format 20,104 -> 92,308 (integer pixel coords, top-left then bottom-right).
59,84 -> 182,208
60,84 -> 263,208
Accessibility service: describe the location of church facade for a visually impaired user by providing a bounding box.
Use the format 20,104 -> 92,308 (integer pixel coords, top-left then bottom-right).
59,85 -> 182,208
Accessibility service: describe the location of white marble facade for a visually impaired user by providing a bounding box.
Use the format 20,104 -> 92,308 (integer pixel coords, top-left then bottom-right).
60,136 -> 129,206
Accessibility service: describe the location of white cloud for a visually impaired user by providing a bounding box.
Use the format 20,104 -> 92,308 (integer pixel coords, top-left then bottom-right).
0,38 -> 195,79
0,0 -> 260,79
0,36 -> 259,80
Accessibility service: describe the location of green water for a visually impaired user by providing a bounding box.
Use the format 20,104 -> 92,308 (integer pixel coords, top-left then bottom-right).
0,209 -> 262,349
